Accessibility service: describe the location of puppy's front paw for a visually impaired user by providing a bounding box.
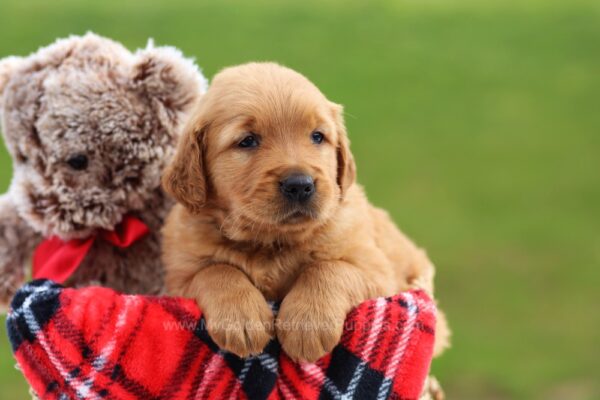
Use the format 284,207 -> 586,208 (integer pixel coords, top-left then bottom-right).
276,299 -> 345,363
202,292 -> 274,358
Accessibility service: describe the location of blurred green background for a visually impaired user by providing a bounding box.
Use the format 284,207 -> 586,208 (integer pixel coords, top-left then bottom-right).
0,0 -> 599,398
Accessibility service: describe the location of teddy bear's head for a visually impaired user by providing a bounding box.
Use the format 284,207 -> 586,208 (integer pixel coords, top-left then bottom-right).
0,33 -> 206,239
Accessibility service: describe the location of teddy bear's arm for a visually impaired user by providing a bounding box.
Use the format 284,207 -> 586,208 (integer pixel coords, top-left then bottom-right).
0,193 -> 41,311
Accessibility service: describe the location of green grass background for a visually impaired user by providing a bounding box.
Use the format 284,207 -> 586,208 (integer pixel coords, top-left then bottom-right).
0,0 -> 599,398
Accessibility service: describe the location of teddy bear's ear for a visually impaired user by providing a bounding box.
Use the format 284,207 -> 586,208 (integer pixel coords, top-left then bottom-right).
0,56 -> 23,99
132,42 -> 208,134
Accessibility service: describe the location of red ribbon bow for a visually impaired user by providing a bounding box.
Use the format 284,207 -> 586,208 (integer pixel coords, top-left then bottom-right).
32,215 -> 149,283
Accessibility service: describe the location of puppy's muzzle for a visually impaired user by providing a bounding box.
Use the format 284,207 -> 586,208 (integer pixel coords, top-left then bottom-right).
279,173 -> 315,203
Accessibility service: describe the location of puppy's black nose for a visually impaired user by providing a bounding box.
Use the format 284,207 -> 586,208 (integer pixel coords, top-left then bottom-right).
279,174 -> 315,203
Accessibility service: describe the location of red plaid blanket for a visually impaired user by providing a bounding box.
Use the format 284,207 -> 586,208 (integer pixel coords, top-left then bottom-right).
7,280 -> 436,400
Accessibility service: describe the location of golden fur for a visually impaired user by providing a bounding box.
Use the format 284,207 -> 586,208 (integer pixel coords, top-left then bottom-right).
161,62 -> 449,362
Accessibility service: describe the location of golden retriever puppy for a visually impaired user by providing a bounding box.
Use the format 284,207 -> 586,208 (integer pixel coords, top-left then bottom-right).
161,62 -> 449,362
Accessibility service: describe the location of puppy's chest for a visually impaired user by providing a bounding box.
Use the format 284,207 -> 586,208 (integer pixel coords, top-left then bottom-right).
237,247 -> 310,301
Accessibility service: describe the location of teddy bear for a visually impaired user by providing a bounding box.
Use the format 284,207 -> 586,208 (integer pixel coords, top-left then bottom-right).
0,33 -> 207,308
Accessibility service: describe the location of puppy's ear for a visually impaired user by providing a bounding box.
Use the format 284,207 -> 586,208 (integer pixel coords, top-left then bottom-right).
162,113 -> 209,213
132,41 -> 208,134
0,56 -> 22,99
331,103 -> 356,197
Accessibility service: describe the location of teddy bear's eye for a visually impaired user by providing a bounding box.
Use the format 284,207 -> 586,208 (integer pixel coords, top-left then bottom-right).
66,154 -> 89,171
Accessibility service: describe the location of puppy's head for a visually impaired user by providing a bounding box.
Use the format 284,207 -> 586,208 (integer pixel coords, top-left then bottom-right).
163,62 -> 356,239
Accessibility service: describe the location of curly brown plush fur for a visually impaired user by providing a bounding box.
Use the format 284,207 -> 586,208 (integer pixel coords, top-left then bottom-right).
0,33 -> 207,307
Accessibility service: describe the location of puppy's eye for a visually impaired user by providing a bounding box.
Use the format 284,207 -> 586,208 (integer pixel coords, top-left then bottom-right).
238,134 -> 259,148
66,154 -> 89,171
311,131 -> 325,144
